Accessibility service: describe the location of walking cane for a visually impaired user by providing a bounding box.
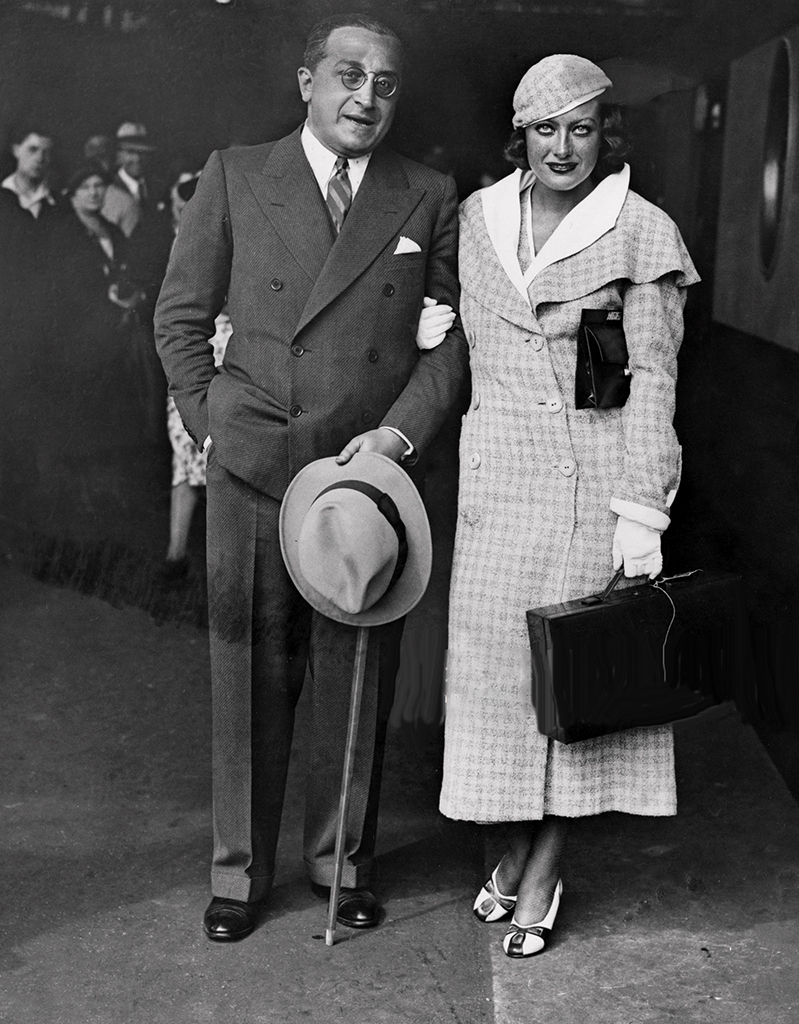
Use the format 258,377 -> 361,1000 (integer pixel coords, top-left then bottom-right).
326,624 -> 369,946
278,453 -> 432,948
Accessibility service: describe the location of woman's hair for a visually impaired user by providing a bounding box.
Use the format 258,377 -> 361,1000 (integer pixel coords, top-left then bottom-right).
63,161 -> 110,197
503,104 -> 630,180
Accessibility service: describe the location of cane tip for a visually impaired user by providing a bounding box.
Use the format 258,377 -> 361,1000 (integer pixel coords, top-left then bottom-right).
325,928 -> 335,946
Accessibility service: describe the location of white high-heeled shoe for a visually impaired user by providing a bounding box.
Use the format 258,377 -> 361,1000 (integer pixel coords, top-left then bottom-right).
502,879 -> 562,958
473,865 -> 518,923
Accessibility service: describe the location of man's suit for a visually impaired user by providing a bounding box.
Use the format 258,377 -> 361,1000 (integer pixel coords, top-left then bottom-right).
155,127 -> 469,902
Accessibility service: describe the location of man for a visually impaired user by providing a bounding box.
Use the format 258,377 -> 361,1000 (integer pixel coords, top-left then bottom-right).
1,126 -> 58,221
101,121 -> 154,237
155,13 -> 468,942
0,125 -> 63,332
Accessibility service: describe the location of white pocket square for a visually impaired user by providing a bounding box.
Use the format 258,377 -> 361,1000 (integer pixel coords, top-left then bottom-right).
393,236 -> 421,254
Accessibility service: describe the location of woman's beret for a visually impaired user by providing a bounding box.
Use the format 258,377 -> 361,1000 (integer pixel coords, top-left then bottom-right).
512,54 -> 612,128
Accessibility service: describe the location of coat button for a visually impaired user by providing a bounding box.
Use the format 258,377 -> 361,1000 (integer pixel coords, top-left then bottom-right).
270,278 -> 283,291
383,283 -> 395,297
547,397 -> 563,414
289,404 -> 303,418
468,452 -> 481,469
472,391 -> 481,410
362,410 -> 373,423
532,335 -> 545,351
557,458 -> 576,477
291,344 -> 304,357
367,349 -> 379,363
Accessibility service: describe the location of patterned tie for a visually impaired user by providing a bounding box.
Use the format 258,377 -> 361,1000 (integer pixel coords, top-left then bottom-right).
326,157 -> 352,235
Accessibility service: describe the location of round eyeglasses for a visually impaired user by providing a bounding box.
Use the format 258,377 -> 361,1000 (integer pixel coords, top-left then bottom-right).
338,67 -> 399,99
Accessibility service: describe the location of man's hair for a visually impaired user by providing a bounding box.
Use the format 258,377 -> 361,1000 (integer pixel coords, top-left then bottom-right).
303,13 -> 403,72
504,104 -> 630,181
9,122 -> 54,147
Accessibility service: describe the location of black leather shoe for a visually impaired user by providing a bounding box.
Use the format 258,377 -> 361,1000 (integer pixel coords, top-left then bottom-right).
203,897 -> 260,942
310,882 -> 383,928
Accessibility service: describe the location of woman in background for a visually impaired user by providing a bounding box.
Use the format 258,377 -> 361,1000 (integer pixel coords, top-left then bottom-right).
436,55 -> 700,959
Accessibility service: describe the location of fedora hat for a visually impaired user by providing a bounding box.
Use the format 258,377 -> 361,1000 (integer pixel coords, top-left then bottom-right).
115,121 -> 155,152
279,453 -> 432,627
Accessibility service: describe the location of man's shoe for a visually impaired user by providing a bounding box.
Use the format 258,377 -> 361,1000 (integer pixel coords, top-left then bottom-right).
203,896 -> 260,942
310,882 -> 383,929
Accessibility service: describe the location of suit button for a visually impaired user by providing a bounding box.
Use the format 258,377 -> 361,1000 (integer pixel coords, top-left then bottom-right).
367,349 -> 379,363
383,283 -> 395,297
362,411 -> 373,423
472,391 -> 481,410
289,404 -> 303,418
532,335 -> 545,351
468,452 -> 481,469
556,458 -> 576,477
291,344 -> 304,357
547,397 -> 563,414
270,278 -> 283,291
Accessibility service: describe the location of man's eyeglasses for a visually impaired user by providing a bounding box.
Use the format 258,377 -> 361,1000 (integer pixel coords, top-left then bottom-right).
338,67 -> 399,99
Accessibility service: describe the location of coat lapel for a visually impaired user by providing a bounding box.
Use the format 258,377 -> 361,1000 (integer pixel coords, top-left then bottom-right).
471,171 -> 537,330
244,129 -> 333,284
295,147 -> 425,334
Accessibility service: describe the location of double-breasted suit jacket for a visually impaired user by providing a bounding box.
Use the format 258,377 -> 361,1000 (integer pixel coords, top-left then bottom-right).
154,128 -> 469,902
156,127 -> 470,497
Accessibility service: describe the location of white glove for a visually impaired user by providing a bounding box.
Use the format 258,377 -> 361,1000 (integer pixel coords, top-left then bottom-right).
612,516 -> 663,579
416,295 -> 455,350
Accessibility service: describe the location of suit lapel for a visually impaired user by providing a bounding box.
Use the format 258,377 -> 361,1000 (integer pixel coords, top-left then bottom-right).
295,147 -> 425,335
244,129 -> 333,283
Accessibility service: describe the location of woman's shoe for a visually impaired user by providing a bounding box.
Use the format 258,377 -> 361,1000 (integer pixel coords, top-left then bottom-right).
502,879 -> 562,958
473,865 -> 518,923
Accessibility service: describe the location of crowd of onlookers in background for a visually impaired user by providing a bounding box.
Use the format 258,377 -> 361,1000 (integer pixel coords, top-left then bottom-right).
0,119 -> 211,575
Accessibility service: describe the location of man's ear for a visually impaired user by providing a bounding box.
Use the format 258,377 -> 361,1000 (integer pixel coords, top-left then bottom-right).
297,67 -> 313,103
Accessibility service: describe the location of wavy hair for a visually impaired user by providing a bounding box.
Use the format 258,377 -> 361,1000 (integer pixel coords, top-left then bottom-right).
503,104 -> 630,180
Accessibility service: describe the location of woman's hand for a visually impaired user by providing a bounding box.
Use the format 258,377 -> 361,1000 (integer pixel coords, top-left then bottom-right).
612,516 -> 663,579
416,295 -> 455,350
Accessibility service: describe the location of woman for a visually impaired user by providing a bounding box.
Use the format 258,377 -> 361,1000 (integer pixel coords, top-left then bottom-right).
160,170 -> 230,578
50,163 -> 140,360
436,55 -> 699,959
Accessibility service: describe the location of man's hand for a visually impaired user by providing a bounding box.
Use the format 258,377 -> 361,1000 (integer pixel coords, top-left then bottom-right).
336,427 -> 406,465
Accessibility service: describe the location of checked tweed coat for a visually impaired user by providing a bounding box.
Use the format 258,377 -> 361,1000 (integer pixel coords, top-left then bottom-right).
439,167 -> 700,822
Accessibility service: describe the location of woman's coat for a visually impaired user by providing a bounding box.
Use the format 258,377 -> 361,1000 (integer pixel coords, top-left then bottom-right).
440,167 -> 700,822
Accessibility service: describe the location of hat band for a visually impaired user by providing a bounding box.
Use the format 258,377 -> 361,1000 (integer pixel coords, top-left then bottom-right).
314,480 -> 408,592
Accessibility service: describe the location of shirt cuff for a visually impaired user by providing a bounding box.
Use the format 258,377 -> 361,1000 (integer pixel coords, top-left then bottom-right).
610,497 -> 670,532
382,426 -> 414,459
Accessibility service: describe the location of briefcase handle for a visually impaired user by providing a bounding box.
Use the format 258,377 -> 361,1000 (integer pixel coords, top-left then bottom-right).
580,566 -> 652,606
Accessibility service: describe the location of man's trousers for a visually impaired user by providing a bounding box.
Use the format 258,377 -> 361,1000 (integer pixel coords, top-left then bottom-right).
206,453 -> 403,902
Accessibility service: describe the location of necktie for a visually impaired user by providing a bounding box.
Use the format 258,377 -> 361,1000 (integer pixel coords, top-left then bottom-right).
326,157 -> 352,235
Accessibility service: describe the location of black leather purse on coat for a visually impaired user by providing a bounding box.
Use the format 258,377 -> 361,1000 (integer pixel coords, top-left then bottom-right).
526,569 -> 748,744
575,308 -> 631,409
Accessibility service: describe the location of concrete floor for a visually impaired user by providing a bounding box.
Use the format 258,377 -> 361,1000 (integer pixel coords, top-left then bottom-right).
2,559 -> 799,1023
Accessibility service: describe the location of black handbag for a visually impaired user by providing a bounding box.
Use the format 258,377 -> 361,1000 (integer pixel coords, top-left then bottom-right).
575,308 -> 631,409
526,569 -> 748,744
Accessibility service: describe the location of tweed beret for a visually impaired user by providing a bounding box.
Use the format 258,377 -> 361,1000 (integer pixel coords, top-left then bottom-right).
512,54 -> 612,128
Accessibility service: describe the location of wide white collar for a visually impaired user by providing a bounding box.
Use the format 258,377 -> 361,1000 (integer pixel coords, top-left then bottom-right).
480,164 -> 630,302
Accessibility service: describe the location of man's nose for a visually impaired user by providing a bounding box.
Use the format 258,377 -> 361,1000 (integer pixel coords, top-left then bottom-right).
353,76 -> 377,106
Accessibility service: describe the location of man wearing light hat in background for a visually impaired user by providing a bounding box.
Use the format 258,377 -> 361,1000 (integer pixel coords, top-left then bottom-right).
102,120 -> 155,237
